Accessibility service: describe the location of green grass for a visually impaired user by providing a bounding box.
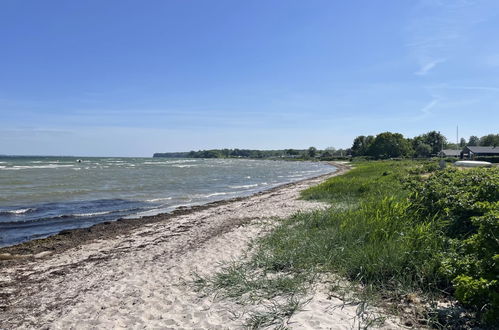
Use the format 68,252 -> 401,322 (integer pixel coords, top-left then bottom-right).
300,161 -> 410,202
196,160 -> 497,328
243,296 -> 303,329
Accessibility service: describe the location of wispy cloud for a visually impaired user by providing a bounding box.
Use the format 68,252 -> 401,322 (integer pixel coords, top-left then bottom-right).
415,58 -> 447,75
420,99 -> 438,116
407,0 -> 495,76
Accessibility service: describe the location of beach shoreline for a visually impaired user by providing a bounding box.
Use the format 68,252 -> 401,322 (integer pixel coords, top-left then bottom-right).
0,161 -> 402,330
0,162 -> 344,259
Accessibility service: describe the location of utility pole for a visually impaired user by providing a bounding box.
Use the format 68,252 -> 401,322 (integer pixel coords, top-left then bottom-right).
439,131 -> 443,158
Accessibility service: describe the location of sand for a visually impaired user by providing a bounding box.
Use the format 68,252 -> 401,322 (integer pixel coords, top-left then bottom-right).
0,164 -> 402,329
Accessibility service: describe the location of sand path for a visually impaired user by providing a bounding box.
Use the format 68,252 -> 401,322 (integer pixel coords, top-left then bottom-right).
0,164 -> 401,329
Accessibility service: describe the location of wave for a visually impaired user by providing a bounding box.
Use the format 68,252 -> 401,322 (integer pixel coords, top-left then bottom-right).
0,208 -> 138,226
0,208 -> 36,215
167,159 -> 197,164
12,164 -> 74,169
146,197 -> 173,202
229,184 -> 259,189
72,211 -> 114,217
203,192 -> 231,198
171,164 -> 197,168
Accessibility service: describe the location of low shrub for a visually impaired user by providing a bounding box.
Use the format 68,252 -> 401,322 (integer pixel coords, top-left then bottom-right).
407,167 -> 499,322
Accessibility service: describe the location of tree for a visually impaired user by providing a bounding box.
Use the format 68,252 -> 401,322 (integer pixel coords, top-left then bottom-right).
415,131 -> 447,155
351,135 -> 374,157
479,134 -> 499,147
325,147 -> 337,154
367,132 -> 412,159
414,142 -> 432,158
468,136 -> 479,146
307,147 -> 317,158
460,138 -> 467,148
320,150 -> 333,158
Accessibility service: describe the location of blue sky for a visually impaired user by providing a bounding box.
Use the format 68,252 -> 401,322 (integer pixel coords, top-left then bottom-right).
1,0 -> 498,156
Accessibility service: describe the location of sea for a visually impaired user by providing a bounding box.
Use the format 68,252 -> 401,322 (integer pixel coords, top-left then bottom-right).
0,157 -> 336,247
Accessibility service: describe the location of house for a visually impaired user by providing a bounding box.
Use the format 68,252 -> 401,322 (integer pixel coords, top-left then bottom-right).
461,146 -> 499,159
439,149 -> 461,157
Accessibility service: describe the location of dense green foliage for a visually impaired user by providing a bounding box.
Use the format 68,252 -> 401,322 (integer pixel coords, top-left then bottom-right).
154,147 -> 351,160
303,163 -> 499,324
351,135 -> 375,157
479,134 -> 499,147
350,131 -> 498,159
412,131 -> 448,156
202,161 -> 498,327
154,132 -> 497,162
407,168 -> 499,322
367,132 -> 413,159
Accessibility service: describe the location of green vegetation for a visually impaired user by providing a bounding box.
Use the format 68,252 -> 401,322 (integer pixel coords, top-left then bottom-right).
474,134 -> 499,147
154,148 -> 309,159
407,168 -> 499,323
351,131 -> 447,159
198,161 -> 498,328
153,147 -> 350,160
350,131 -> 499,159
154,131 -> 498,161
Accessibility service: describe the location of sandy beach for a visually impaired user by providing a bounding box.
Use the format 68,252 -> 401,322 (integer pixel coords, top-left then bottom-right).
0,163 -> 400,329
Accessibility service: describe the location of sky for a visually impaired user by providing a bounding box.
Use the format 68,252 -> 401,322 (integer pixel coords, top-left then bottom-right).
1,0 -> 498,157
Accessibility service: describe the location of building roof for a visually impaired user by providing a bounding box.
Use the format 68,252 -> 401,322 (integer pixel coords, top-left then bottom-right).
440,149 -> 461,156
466,146 -> 499,154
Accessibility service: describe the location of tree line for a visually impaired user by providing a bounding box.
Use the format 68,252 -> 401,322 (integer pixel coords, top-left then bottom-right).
351,131 -> 499,159
153,132 -> 498,160
154,147 -> 350,159
155,149 -> 313,159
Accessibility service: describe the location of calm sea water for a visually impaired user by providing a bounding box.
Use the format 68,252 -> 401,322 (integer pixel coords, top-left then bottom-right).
0,157 -> 335,247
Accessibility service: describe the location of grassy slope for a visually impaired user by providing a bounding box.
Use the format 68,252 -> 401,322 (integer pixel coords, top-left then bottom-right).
199,161 -> 497,328
260,161 -> 443,290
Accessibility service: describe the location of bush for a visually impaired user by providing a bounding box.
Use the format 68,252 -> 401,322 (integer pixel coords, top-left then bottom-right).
308,163 -> 499,324
407,167 -> 499,238
408,168 -> 499,322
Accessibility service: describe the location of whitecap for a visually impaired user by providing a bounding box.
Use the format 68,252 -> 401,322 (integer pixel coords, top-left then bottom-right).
2,208 -> 35,215
171,164 -> 197,168
146,197 -> 173,202
204,192 -> 230,198
229,184 -> 258,189
73,211 -> 113,217
12,164 -> 74,169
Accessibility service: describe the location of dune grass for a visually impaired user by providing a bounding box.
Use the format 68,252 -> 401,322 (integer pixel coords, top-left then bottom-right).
197,161 -> 498,328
